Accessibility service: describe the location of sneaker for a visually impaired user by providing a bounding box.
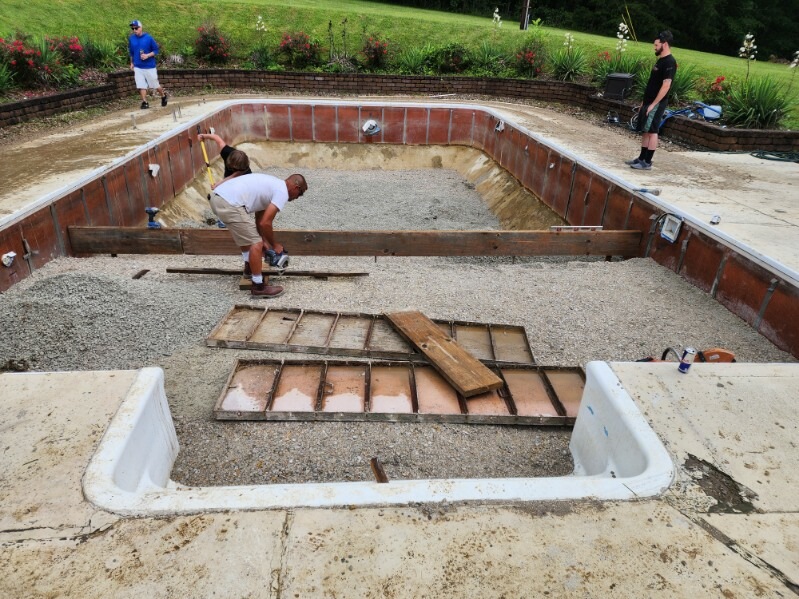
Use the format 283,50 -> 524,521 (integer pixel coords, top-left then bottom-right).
251,282 -> 285,298
243,261 -> 252,279
630,161 -> 652,170
161,93 -> 168,107
140,101 -> 149,109
624,157 -> 641,165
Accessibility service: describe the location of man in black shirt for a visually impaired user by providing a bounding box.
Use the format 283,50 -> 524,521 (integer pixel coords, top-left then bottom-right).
626,31 -> 677,170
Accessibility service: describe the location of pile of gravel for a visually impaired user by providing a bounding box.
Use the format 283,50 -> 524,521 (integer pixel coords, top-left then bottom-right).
1,167 -> 794,486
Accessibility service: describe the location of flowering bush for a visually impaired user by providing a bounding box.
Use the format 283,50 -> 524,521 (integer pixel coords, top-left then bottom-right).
550,33 -> 587,82
362,35 -> 389,70
194,24 -> 231,65
0,36 -> 49,86
514,30 -> 547,78
277,32 -> 321,69
46,36 -> 84,66
695,75 -> 732,104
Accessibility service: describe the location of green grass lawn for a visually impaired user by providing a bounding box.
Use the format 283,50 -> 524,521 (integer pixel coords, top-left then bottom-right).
3,0 -> 797,126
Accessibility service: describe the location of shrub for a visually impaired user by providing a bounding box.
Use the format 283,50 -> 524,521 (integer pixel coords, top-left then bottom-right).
362,35 -> 389,71
247,44 -> 276,70
194,23 -> 232,65
80,37 -> 127,70
471,41 -> 508,76
549,47 -> 587,82
590,50 -> 614,84
724,77 -> 790,129
277,32 -> 321,69
514,33 -> 548,78
45,35 -> 84,66
695,75 -> 732,105
323,55 -> 359,73
0,62 -> 14,93
396,44 -> 434,75
431,42 -> 470,74
0,35 -> 50,86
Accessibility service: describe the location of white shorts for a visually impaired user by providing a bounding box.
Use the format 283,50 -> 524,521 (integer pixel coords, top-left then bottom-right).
133,67 -> 161,90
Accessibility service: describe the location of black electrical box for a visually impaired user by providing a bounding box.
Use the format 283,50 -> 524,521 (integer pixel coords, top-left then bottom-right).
604,73 -> 634,101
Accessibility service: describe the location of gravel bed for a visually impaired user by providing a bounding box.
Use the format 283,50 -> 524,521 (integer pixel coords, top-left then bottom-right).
1,168 -> 793,487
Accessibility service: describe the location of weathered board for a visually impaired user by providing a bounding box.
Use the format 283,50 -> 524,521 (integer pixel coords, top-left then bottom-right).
213,358 -> 584,426
385,311 -> 503,397
68,227 -> 642,257
207,306 -> 535,364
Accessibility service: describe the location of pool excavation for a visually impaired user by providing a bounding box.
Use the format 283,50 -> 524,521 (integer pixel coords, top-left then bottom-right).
1,99 -> 797,509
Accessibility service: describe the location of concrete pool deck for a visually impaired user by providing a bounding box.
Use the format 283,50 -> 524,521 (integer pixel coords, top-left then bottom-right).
1,95 -> 798,596
1,363 -> 797,596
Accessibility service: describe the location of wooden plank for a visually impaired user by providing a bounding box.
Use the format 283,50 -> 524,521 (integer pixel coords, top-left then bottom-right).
69,227 -> 642,257
68,227 -> 183,254
167,267 -> 369,278
386,311 -> 503,397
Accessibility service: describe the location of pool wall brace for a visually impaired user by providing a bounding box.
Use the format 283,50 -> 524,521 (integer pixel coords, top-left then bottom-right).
1,100 -> 797,357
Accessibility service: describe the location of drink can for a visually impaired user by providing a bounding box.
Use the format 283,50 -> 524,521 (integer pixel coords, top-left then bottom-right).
678,347 -> 697,373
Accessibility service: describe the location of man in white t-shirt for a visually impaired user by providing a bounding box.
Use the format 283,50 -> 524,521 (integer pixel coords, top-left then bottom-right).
211,173 -> 308,298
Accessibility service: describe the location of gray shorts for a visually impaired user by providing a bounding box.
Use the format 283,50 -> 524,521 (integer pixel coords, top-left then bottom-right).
210,194 -> 261,247
133,67 -> 161,90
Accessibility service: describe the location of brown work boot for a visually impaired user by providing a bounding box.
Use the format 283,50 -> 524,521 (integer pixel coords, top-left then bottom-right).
251,281 -> 285,298
243,261 -> 252,279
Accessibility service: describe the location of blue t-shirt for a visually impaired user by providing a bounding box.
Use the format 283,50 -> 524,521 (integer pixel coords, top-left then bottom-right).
129,33 -> 159,69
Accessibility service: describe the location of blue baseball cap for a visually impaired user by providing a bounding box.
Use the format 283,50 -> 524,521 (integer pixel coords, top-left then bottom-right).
129,20 -> 143,28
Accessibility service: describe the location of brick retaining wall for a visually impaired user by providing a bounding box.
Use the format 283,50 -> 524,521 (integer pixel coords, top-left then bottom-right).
1,70 -> 797,152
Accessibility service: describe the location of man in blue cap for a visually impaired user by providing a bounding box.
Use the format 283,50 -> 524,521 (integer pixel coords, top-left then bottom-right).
128,20 -> 168,109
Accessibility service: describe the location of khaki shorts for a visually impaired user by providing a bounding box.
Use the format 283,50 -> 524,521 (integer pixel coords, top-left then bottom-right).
133,67 -> 161,90
210,195 -> 261,247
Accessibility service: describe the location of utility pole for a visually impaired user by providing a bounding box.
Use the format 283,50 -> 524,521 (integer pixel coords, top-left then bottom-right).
519,0 -> 531,30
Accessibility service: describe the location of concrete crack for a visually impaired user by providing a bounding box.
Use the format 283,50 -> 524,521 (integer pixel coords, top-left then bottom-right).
270,510 -> 294,599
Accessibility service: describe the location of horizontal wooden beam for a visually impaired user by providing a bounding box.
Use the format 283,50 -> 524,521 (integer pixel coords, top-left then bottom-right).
68,227 -> 642,257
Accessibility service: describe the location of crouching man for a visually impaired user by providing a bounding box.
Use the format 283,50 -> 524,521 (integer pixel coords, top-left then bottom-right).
210,173 -> 308,298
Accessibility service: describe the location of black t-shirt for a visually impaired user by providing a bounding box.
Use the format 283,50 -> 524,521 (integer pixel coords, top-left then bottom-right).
643,54 -> 677,104
220,145 -> 253,179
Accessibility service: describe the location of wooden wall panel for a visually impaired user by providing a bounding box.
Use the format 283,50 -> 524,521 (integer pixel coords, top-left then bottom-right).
471,111 -> 490,152
566,166 -> 591,225
290,104 -> 313,142
0,225 -> 27,291
381,107 -> 405,144
603,187 -> 633,230
449,109 -> 474,145
18,205 -> 61,269
265,104 -> 291,141
52,189 -> 88,255
582,176 -> 608,226
82,178 -> 112,227
759,284 -> 799,354
359,106 -> 383,144
715,254 -> 773,326
239,103 -> 267,140
405,107 -> 428,145
678,233 -> 725,293
546,156 -> 571,218
336,105 -> 360,143
313,105 -> 338,142
428,108 -> 450,145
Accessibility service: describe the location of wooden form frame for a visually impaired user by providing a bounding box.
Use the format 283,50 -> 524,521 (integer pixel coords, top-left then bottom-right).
213,358 -> 584,426
67,227 -> 643,257
207,306 -> 536,365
